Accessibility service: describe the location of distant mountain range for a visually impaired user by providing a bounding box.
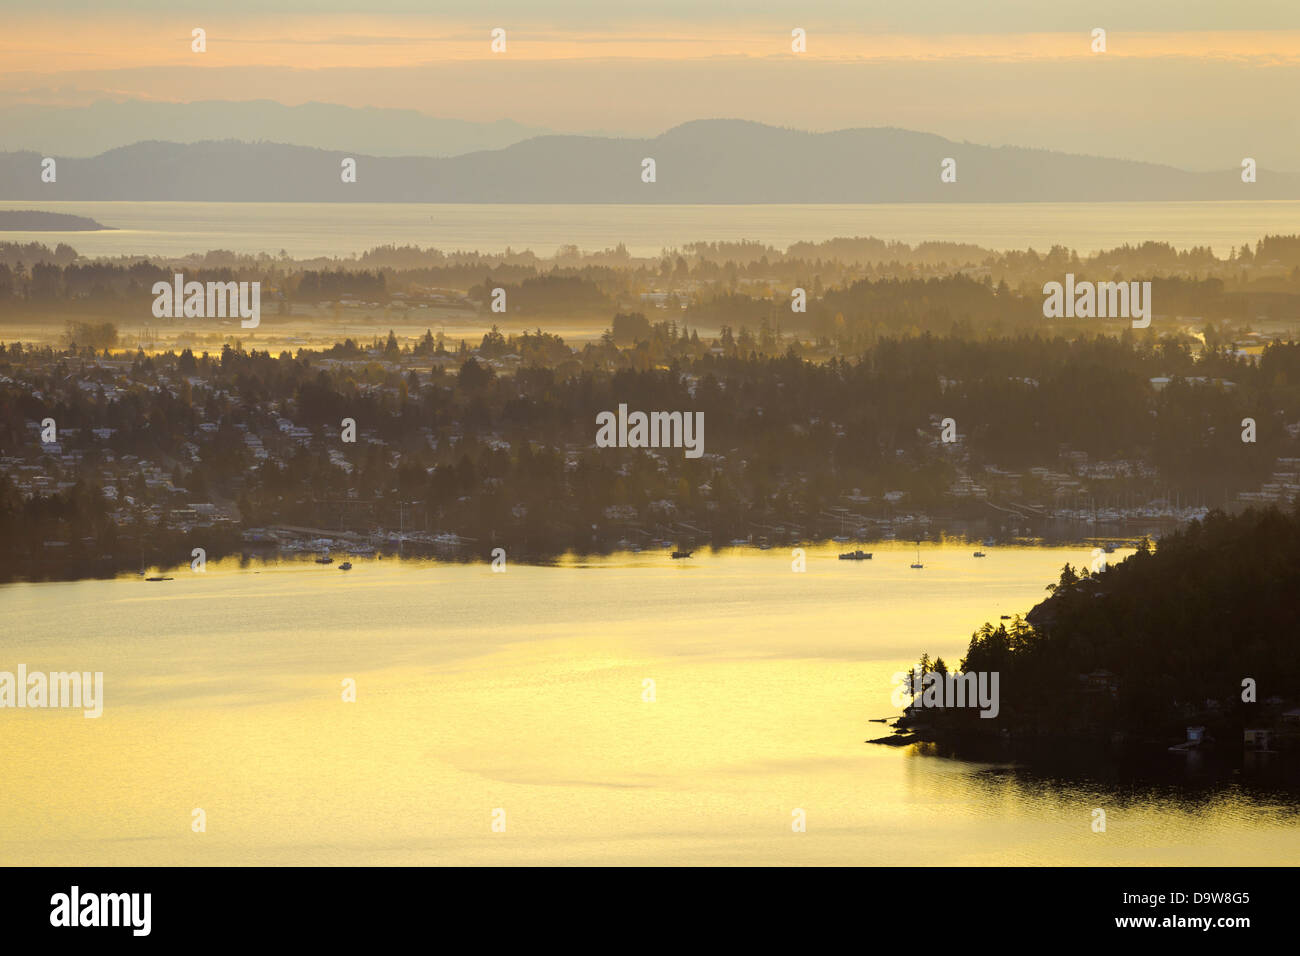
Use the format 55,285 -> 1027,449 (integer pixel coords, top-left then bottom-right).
2,120 -> 1296,202
0,99 -> 556,158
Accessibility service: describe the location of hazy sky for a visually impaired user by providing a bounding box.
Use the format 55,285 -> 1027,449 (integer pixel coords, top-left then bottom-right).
5,1 -> 1300,169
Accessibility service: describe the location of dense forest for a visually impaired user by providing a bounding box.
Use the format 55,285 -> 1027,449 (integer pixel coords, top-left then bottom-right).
0,330 -> 1297,581
3,230 -> 1300,582
5,233 -> 1300,341
903,506 -> 1300,747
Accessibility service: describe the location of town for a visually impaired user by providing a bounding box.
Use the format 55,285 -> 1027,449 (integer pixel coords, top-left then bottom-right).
2,234 -> 1300,581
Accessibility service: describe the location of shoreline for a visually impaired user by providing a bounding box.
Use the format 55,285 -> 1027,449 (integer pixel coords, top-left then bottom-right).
870,724 -> 1300,788
0,534 -> 1145,586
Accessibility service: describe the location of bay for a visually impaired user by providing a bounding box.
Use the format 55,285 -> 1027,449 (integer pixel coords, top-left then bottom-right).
1,543 -> 1295,865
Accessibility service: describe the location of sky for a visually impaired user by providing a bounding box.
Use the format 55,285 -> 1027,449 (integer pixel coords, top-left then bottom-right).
3,0 -> 1298,169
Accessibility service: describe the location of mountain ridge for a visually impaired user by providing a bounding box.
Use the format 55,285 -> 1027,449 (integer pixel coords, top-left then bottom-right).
1,120 -> 1294,202
0,99 -> 558,158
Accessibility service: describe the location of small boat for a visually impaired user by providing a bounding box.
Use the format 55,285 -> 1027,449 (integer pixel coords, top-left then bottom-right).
1000,614 -> 1012,620
144,576 -> 173,582
832,535 -> 850,543
838,550 -> 872,561
670,550 -> 693,559
973,551 -> 986,558
338,561 -> 353,570
315,555 -> 333,564
910,541 -> 923,569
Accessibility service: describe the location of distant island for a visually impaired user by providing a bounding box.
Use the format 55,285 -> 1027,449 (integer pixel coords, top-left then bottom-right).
0,209 -> 111,231
3,122 -> 1300,202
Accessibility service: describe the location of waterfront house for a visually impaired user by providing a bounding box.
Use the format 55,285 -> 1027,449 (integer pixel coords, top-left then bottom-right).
1079,669 -> 1119,697
1244,728 -> 1274,752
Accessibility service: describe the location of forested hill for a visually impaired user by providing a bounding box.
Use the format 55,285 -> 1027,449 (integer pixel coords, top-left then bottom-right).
940,507 -> 1300,738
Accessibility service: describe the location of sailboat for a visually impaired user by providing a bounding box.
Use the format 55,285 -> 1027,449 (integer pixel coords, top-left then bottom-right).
910,540 -> 924,569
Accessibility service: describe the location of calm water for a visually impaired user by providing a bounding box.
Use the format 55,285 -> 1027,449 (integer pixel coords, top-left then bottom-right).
1,543 -> 1296,866
2,201 -> 1298,259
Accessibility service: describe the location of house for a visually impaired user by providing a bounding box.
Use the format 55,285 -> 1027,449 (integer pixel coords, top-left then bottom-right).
1079,669 -> 1120,697
1244,728 -> 1274,751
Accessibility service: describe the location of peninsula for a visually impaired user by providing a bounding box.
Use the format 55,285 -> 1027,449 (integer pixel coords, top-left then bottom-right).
0,209 -> 110,231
